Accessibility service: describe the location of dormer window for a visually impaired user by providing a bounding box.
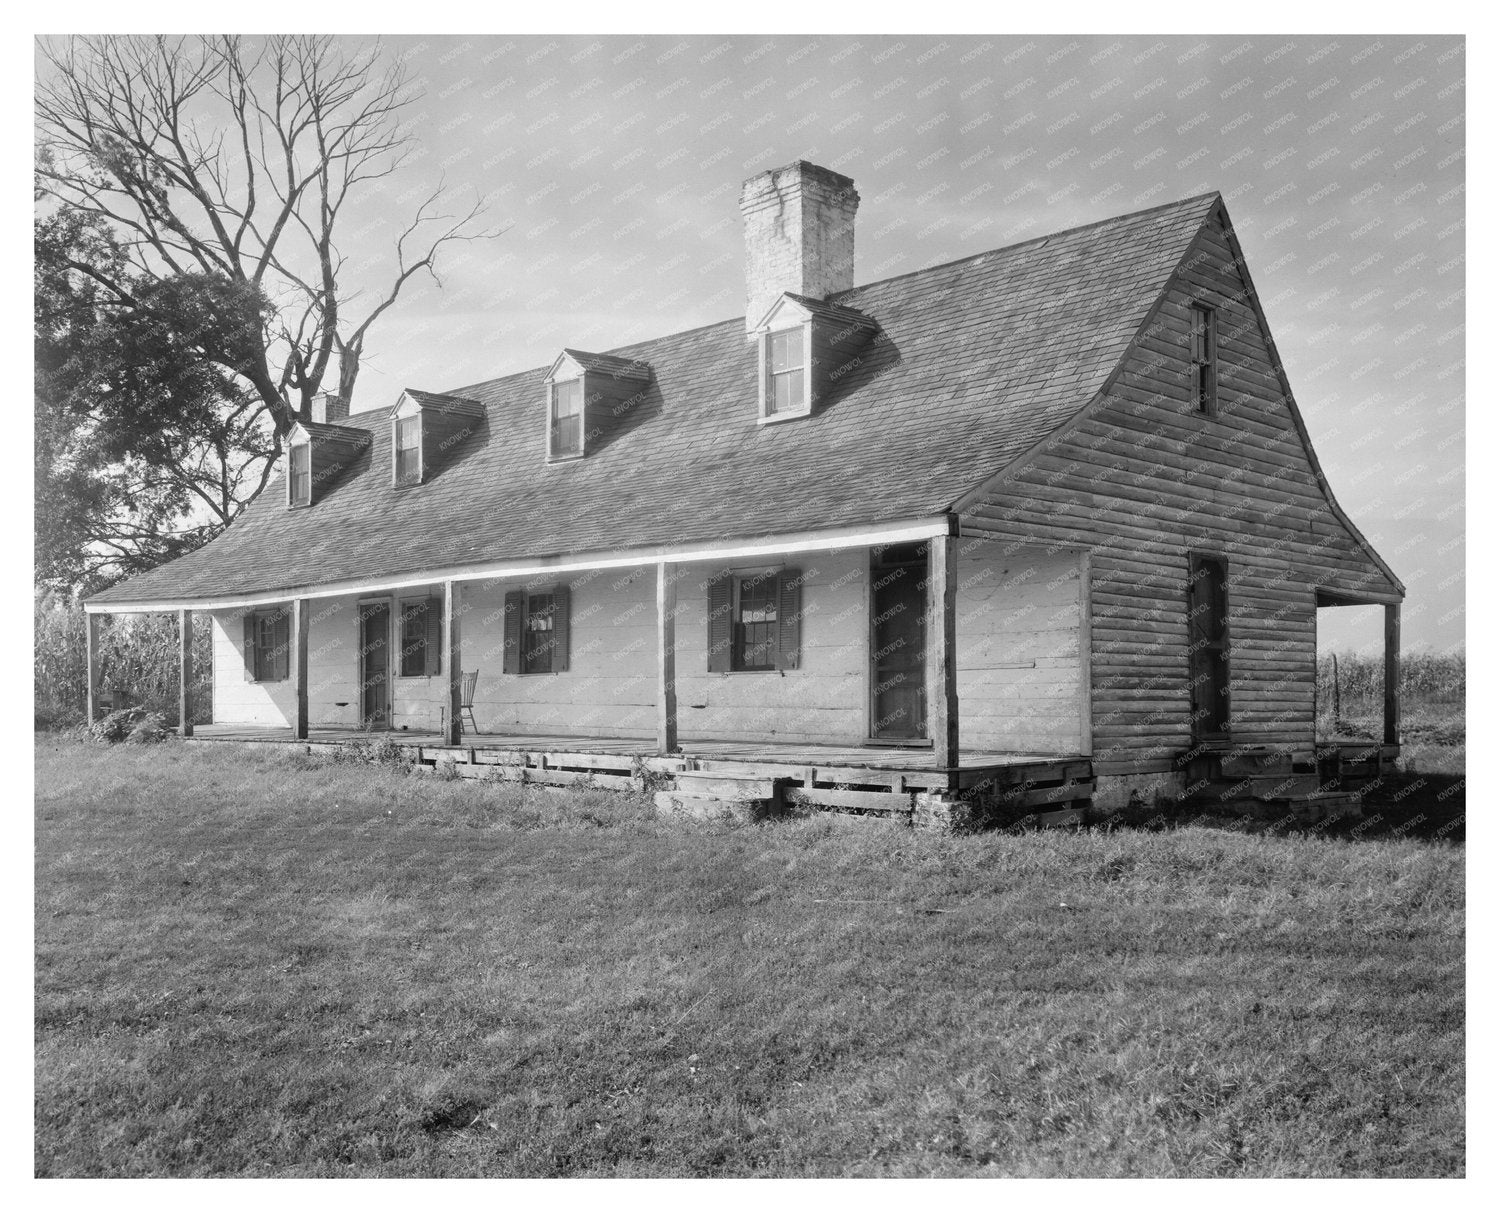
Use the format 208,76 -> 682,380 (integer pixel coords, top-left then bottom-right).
767,328 -> 807,416
289,441 -> 312,507
543,350 -> 652,463
394,415 -> 422,486
284,420 -> 370,508
390,388 -> 483,487
752,293 -> 874,424
550,378 -> 584,459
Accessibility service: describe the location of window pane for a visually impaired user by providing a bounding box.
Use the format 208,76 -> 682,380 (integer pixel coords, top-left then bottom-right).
523,594 -> 555,673
395,417 -> 421,483
735,575 -> 779,670
552,381 -> 583,455
769,328 -> 803,373
771,369 -> 803,414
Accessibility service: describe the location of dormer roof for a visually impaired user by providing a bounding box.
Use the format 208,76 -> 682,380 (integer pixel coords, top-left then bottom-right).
548,349 -> 652,382
753,292 -> 876,333
396,388 -> 485,418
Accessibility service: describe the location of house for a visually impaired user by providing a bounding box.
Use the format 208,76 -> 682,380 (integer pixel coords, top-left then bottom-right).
84,160 -> 1404,821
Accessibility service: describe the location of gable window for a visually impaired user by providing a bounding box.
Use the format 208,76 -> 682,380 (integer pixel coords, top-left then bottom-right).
765,327 -> 807,417
706,567 -> 803,672
502,585 -> 572,674
289,442 -> 311,507
242,607 -> 290,683
394,415 -> 422,486
550,379 -> 584,459
1190,303 -> 1218,415
397,596 -> 442,678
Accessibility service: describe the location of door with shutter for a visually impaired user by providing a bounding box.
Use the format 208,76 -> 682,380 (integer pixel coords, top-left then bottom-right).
1187,553 -> 1231,742
358,600 -> 391,729
870,543 -> 927,741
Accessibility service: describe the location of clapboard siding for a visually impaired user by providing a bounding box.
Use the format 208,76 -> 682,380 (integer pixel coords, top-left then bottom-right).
961,206 -> 1395,773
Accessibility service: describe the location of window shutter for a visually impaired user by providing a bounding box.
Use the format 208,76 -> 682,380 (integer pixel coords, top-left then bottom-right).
424,597 -> 442,676
243,611 -> 257,681
706,570 -> 732,673
552,584 -> 571,672
273,609 -> 290,682
776,568 -> 803,670
503,590 -> 524,675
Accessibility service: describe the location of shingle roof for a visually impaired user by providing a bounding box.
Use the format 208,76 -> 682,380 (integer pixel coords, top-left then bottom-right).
89,192 -> 1219,606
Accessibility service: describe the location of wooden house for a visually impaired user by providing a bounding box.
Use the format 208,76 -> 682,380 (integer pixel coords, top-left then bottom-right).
84,161 -> 1404,822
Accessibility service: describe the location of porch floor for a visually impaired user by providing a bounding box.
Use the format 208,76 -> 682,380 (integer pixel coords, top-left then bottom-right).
186,723 -> 1088,792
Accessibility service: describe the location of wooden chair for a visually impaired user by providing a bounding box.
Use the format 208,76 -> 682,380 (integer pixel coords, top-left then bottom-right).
459,670 -> 480,736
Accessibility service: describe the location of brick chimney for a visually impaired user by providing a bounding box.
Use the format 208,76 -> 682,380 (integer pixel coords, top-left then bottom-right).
740,161 -> 859,336
310,391 -> 349,425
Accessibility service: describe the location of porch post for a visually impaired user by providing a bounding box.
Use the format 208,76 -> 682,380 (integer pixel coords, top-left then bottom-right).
178,609 -> 194,738
85,612 -> 101,723
293,598 -> 310,740
656,562 -> 678,753
927,528 -> 959,769
1384,602 -> 1401,746
444,580 -> 463,746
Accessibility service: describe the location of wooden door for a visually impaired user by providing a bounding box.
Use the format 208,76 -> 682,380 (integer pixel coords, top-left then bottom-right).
870,544 -> 928,740
358,601 -> 391,729
1188,554 -> 1230,742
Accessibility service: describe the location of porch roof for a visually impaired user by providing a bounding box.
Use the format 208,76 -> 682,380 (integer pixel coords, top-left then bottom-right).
88,193 -> 1220,611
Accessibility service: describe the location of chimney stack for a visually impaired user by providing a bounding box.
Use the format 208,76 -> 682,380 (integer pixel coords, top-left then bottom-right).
310,391 -> 349,425
740,161 -> 859,336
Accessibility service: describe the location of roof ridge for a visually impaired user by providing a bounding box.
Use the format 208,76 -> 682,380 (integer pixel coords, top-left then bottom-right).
830,190 -> 1222,301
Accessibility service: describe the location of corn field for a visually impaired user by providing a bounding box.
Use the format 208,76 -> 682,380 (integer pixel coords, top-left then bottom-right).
35,593 -> 214,727
1316,648 -> 1465,716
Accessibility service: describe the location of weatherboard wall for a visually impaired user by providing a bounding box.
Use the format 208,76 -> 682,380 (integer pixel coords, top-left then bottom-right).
960,208 -> 1397,777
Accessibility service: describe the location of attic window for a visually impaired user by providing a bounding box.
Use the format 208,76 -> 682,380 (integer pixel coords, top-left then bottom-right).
764,326 -> 809,419
1190,303 -> 1218,415
394,415 -> 422,486
550,378 -> 584,460
288,441 -> 311,507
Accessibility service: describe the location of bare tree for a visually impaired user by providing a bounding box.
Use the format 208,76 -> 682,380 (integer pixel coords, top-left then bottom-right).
35,34 -> 500,436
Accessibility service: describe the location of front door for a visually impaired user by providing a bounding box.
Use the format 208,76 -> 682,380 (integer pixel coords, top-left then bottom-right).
358,601 -> 391,729
870,543 -> 928,741
1188,553 -> 1231,742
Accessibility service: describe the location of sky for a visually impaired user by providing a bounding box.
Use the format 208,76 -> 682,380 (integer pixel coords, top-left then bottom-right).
45,32 -> 1471,654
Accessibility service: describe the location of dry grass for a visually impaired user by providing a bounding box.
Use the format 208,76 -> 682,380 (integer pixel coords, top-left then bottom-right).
35,737 -> 1464,1177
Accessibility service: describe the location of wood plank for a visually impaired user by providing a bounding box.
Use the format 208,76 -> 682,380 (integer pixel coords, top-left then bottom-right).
1384,603 -> 1401,747
927,528 -> 960,770
995,780 -> 1096,808
785,786 -> 915,813
178,609 -> 194,737
657,561 -> 678,754
444,580 -> 462,746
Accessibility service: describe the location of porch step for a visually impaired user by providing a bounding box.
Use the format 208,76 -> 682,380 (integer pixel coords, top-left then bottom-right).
1199,773 -> 1323,802
1190,790 -> 1363,826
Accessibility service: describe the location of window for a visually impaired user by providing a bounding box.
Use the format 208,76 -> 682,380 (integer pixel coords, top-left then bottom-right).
765,327 -> 806,416
550,379 -> 583,458
242,607 -> 290,683
394,415 -> 422,485
1190,303 -> 1218,415
289,442 -> 311,507
397,597 -> 442,678
502,585 -> 572,674
706,567 -> 802,672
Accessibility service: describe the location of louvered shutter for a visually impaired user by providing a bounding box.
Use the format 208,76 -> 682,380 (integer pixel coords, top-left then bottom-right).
243,612 -> 257,681
552,585 -> 571,672
706,571 -> 732,673
776,568 -> 802,670
503,591 -> 524,674
424,596 -> 442,676
272,609 -> 290,681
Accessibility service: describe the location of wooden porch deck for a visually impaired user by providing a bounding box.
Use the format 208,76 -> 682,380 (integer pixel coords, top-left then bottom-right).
185,723 -> 1092,798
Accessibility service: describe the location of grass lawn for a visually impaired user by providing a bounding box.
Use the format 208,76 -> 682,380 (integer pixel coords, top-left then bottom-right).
35,737 -> 1465,1177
